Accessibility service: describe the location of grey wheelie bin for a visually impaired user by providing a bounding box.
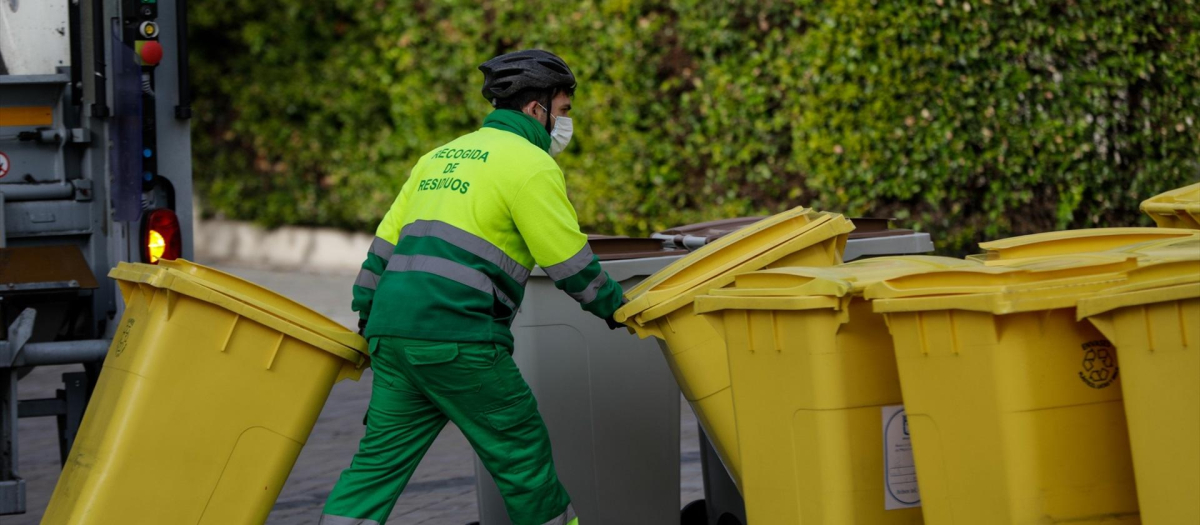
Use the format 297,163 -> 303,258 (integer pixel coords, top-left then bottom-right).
474,236 -> 687,525
843,218 -> 934,261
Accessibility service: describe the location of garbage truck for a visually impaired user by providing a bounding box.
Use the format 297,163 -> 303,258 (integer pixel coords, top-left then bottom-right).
0,0 -> 193,514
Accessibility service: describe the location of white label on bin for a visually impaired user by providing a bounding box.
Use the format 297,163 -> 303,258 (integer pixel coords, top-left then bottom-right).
883,405 -> 921,510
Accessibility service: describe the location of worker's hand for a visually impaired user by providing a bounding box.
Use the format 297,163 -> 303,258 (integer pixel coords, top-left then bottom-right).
604,297 -> 628,330
604,315 -> 623,330
357,318 -> 368,336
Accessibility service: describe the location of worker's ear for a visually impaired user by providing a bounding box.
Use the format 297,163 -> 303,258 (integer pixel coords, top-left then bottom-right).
521,100 -> 542,120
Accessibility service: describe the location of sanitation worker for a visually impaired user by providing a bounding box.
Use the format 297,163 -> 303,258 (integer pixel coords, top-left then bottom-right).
319,50 -> 623,525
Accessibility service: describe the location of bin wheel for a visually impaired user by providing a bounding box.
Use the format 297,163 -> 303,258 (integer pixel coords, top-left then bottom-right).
716,513 -> 744,525
681,499 -> 707,525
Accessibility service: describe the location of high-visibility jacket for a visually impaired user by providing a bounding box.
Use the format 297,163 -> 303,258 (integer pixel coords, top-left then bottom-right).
352,109 -> 624,347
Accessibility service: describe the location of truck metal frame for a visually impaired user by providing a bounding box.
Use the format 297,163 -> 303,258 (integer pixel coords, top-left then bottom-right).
0,0 -> 193,515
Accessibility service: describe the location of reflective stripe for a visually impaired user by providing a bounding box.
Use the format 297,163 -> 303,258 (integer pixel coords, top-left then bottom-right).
369,236 -> 395,260
318,514 -> 381,525
541,504 -> 578,525
543,245 -> 595,282
401,220 -> 531,285
354,268 -> 380,290
386,253 -> 516,309
567,270 -> 608,305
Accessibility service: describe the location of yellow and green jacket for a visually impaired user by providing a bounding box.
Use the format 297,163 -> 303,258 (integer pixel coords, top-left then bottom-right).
352,109 -> 624,347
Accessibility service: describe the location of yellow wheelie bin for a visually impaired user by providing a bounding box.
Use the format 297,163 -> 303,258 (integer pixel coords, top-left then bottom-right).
43,261 -> 368,524
866,254 -> 1144,525
693,256 -> 975,525
615,207 -> 854,486
1077,245 -> 1200,524
1141,182 -> 1200,229
973,227 -> 1199,262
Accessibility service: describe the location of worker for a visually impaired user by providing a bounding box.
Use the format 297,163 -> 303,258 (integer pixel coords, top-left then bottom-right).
320,49 -> 624,525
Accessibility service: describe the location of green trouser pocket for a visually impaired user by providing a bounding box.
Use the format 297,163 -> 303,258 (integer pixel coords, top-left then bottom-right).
483,394 -> 538,431
402,340 -> 492,395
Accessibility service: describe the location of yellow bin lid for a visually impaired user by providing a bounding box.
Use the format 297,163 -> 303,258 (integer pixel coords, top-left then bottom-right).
1076,252 -> 1200,320
1110,235 -> 1200,261
156,259 -> 365,351
975,227 -> 1199,262
694,256 -> 977,313
867,253 -> 1141,315
1141,182 -> 1200,229
109,261 -> 367,365
615,208 -> 854,324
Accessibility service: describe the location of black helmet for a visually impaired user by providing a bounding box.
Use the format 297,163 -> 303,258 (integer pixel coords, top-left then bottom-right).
479,49 -> 576,104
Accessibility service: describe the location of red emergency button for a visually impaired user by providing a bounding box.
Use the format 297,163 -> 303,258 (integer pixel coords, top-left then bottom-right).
140,41 -> 163,66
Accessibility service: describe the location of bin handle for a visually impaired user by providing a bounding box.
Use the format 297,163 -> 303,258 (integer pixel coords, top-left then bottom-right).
625,319 -> 663,340
1082,313 -> 1117,341
335,359 -> 367,383
117,280 -> 134,303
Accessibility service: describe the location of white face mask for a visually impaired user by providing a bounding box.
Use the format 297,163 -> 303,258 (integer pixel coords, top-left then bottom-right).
549,115 -> 573,157
538,102 -> 573,157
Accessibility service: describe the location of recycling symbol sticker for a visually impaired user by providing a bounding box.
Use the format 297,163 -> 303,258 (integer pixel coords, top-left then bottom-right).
1079,340 -> 1118,389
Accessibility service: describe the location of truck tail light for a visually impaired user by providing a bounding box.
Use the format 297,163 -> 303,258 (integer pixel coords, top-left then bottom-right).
142,208 -> 182,264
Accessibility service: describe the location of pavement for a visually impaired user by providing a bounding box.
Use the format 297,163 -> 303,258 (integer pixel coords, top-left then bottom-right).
11,264 -> 706,524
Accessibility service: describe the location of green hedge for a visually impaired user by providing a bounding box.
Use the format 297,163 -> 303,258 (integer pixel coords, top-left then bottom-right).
191,0 -> 1199,251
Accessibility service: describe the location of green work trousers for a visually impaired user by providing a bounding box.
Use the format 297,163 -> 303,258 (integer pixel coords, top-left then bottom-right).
321,336 -> 573,525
